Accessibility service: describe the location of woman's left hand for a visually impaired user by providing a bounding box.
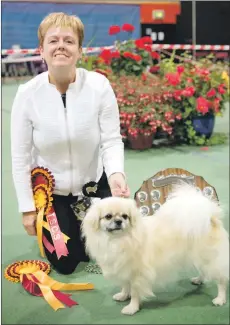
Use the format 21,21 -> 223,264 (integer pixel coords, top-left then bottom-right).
108,173 -> 130,198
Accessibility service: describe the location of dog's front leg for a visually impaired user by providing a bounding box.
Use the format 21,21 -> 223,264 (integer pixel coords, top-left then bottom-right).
212,278 -> 227,306
121,288 -> 140,315
113,284 -> 130,302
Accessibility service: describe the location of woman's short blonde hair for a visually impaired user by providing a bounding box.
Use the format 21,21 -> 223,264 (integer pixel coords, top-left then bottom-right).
38,12 -> 84,47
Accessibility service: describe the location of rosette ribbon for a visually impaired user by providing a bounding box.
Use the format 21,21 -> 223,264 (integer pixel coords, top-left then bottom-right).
4,260 -> 94,311
31,167 -> 69,259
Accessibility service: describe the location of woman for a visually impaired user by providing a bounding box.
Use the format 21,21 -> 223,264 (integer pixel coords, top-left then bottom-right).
11,12 -> 130,275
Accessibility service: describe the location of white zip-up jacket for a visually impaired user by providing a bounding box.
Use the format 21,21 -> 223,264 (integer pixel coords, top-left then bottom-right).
11,68 -> 124,212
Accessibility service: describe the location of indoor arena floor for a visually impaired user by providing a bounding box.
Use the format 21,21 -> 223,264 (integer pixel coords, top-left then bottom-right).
2,82 -> 229,324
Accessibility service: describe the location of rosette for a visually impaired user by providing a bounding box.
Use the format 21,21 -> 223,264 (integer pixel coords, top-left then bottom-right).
4,260 -> 94,311
31,167 -> 69,259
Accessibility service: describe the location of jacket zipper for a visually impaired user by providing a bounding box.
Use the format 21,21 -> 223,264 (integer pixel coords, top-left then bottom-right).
62,93 -> 73,194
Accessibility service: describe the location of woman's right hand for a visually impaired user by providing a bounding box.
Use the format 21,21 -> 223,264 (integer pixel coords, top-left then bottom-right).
22,211 -> 37,236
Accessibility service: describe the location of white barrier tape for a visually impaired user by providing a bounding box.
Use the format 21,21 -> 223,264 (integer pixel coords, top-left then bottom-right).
2,44 -> 229,56
2,55 -> 42,63
1,46 -> 115,56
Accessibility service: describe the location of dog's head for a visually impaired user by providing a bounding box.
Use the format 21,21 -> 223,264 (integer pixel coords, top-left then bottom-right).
82,197 -> 141,235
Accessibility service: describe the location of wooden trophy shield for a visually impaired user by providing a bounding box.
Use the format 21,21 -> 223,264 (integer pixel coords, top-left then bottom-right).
134,168 -> 219,217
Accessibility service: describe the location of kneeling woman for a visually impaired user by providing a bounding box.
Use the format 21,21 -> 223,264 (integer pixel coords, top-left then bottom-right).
10,12 -> 130,275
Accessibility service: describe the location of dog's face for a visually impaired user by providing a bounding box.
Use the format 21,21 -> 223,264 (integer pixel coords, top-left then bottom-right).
82,197 -> 140,235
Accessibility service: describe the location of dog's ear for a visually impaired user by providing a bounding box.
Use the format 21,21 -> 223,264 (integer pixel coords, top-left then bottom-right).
128,199 -> 141,226
82,203 -> 101,235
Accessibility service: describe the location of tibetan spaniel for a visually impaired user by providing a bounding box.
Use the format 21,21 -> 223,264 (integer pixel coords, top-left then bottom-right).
81,184 -> 229,315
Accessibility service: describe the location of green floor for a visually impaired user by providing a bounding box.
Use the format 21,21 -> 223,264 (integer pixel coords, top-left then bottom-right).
2,83 -> 229,324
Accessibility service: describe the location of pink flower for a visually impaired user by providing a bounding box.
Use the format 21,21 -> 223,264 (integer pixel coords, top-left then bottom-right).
218,84 -> 226,94
149,66 -> 160,73
207,88 -> 216,98
166,72 -> 181,86
187,78 -> 193,83
196,97 -> 210,114
173,90 -> 182,101
177,65 -> 184,74
182,86 -> 195,97
212,98 -> 221,112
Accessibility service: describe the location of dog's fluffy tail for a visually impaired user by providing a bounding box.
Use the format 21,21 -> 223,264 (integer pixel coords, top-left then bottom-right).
158,183 -> 223,238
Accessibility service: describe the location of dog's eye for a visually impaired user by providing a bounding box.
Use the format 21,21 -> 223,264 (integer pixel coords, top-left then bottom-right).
122,214 -> 128,220
105,214 -> 113,220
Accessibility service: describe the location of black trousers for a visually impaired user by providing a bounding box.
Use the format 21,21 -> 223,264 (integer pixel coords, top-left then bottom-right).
42,172 -> 111,274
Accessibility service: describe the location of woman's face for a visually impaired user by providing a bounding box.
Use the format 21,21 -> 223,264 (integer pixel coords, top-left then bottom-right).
40,26 -> 81,70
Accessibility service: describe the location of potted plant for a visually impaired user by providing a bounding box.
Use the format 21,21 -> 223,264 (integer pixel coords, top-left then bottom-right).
158,53 -> 229,145
110,74 -> 176,149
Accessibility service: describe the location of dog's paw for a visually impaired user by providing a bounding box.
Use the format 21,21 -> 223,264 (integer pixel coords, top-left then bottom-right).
191,276 -> 203,285
121,303 -> 140,315
212,296 -> 226,306
113,292 -> 129,302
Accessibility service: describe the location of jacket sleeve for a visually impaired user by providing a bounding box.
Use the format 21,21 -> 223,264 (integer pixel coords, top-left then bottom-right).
99,77 -> 125,179
11,86 -> 36,213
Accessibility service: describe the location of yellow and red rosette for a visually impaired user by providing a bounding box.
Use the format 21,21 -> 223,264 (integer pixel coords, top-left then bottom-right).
31,167 -> 69,259
4,260 -> 94,311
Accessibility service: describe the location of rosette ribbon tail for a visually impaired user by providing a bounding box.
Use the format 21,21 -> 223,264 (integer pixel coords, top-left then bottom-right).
36,207 -> 45,257
20,271 -> 94,311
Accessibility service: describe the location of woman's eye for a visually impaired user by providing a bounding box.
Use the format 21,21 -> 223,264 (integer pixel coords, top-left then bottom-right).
65,39 -> 74,44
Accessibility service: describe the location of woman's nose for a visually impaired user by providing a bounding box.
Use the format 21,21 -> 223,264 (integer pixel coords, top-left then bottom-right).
57,40 -> 65,49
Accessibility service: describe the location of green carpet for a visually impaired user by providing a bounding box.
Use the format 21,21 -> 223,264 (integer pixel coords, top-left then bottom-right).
2,83 -> 229,324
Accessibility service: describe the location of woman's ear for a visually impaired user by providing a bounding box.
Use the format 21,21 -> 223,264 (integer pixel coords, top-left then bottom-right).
39,46 -> 44,60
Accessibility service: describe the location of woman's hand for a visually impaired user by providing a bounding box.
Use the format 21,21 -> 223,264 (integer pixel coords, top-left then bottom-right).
22,211 -> 37,236
108,173 -> 130,198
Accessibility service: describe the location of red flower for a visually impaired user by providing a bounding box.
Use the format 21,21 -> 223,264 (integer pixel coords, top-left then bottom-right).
140,36 -> 152,44
144,45 -> 152,52
122,23 -> 135,32
133,54 -> 142,61
207,88 -> 216,98
109,25 -> 121,35
182,86 -> 195,97
151,51 -> 160,60
123,52 -> 141,61
99,49 -> 112,64
196,97 -> 210,114
135,39 -> 146,50
111,50 -> 120,58
177,65 -> 184,74
123,52 -> 134,59
166,72 -> 181,86
176,113 -> 182,120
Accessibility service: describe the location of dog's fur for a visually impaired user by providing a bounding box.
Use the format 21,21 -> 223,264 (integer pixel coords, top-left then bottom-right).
82,184 -> 229,315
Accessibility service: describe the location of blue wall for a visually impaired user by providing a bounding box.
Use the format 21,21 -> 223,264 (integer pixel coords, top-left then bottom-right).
2,2 -> 141,49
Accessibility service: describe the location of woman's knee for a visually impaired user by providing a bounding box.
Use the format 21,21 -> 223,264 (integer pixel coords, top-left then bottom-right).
52,260 -> 81,275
